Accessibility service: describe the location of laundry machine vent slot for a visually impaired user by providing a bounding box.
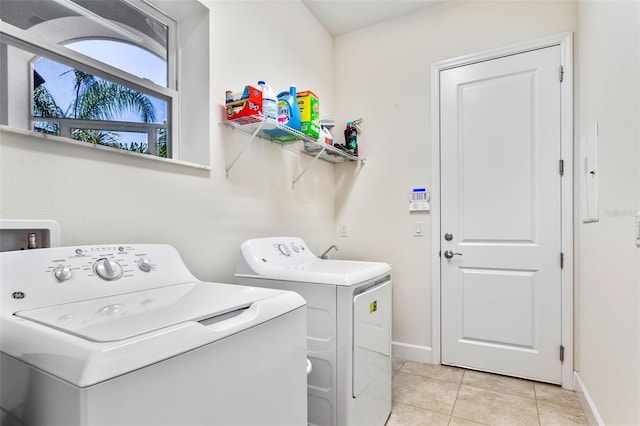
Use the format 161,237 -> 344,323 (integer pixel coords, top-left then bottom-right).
353,274 -> 391,296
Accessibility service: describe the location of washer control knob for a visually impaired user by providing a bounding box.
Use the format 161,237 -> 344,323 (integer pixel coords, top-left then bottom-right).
139,259 -> 152,272
277,243 -> 291,256
54,266 -> 73,281
94,258 -> 123,281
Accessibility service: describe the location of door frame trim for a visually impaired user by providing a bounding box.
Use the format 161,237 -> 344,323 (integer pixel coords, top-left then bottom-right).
430,32 -> 574,389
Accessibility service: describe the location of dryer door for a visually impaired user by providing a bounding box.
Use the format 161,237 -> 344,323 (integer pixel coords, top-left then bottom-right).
352,279 -> 392,397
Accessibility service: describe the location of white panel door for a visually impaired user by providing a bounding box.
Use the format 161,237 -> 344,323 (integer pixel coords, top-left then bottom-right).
440,46 -> 562,383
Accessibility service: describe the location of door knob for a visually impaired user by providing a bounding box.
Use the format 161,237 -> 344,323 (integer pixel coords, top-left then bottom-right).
443,250 -> 462,259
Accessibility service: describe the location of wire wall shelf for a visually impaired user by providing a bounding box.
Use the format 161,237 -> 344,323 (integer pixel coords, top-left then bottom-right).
221,116 -> 364,188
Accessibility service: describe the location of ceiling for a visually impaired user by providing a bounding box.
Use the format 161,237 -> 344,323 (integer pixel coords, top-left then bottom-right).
301,0 -> 441,37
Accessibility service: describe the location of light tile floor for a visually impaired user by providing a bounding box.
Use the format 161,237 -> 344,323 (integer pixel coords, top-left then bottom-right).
387,359 -> 588,426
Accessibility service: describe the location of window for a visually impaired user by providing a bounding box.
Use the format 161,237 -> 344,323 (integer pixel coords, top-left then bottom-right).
0,0 -> 210,167
33,47 -> 169,156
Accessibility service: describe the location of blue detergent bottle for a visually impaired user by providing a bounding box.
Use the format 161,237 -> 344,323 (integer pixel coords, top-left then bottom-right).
266,85 -> 301,140
277,85 -> 300,130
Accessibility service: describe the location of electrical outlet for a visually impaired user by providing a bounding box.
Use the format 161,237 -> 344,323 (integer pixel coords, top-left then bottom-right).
340,224 -> 348,237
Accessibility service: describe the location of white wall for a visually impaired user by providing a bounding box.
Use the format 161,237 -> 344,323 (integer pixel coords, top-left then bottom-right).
575,1 -> 640,424
333,1 -> 639,422
333,0 -> 576,361
3,1 -> 639,422
0,0 -> 337,282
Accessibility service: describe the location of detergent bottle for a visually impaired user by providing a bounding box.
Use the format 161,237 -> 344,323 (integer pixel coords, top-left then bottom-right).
276,85 -> 300,131
266,85 -> 301,141
257,80 -> 277,122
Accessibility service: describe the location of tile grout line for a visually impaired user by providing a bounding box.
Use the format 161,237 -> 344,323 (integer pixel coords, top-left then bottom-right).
393,362 -> 470,421
392,361 -> 587,426
447,369 -> 463,426
534,383 -> 542,426
448,370 -> 494,426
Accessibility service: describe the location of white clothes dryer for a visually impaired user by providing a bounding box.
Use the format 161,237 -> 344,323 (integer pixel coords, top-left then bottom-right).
0,244 -> 307,426
235,237 -> 392,426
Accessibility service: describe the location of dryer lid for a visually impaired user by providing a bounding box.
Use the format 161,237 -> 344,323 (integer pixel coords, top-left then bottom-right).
238,258 -> 391,286
14,282 -> 281,342
235,237 -> 391,286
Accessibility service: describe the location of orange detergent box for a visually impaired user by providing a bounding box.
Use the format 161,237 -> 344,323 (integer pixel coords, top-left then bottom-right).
297,90 -> 319,139
225,85 -> 262,124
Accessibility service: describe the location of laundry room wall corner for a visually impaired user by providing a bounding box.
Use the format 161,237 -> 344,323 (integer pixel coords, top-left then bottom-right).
0,0 -> 337,283
333,0 -> 576,362
574,1 -> 640,424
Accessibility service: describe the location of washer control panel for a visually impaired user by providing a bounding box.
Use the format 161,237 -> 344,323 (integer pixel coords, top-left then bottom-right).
44,245 -> 157,283
1,244 -> 197,311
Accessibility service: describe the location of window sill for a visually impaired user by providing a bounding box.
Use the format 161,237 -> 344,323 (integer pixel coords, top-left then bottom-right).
0,125 -> 211,171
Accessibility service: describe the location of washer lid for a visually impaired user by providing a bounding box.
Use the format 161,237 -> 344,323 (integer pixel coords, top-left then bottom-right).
14,282 -> 281,342
240,259 -> 391,286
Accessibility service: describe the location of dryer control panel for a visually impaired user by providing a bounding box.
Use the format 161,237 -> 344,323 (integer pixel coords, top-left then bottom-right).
274,240 -> 312,258
242,237 -> 319,267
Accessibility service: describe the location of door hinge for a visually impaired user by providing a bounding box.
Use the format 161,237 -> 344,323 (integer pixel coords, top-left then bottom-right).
559,159 -> 564,176
560,345 -> 565,362
560,65 -> 564,83
560,252 -> 564,269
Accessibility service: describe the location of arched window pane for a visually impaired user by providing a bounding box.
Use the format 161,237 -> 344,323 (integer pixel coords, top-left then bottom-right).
1,0 -> 168,66
67,39 -> 167,87
33,54 -> 168,157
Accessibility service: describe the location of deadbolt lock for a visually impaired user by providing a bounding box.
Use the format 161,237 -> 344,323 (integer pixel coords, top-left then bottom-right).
444,233 -> 453,241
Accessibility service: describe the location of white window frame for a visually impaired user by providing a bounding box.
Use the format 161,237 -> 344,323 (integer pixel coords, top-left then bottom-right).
0,0 -> 210,169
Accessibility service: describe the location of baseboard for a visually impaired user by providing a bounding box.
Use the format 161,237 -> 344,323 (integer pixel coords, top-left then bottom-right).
574,372 -> 605,426
391,341 -> 433,363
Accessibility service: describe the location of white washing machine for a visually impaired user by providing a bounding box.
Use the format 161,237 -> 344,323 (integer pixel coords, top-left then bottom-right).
0,244 -> 307,426
235,237 -> 392,426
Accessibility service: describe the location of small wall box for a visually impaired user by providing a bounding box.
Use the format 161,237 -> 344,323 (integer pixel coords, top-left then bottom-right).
0,220 -> 61,252
226,85 -> 263,125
